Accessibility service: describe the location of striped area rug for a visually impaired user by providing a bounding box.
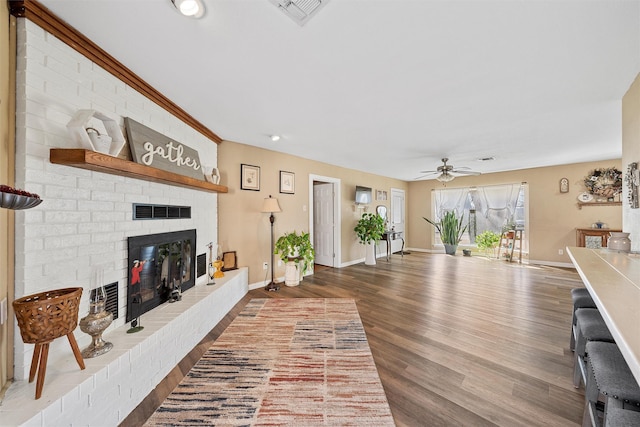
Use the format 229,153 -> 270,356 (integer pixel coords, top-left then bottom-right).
145,298 -> 395,426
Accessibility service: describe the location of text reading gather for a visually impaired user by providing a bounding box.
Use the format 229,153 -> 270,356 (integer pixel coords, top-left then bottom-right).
141,141 -> 201,171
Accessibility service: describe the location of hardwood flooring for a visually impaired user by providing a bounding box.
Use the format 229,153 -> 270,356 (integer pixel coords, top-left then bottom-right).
122,252 -> 586,426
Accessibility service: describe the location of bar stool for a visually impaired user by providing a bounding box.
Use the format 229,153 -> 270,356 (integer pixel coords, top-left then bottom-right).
583,341 -> 640,427
571,288 -> 597,351
574,308 -> 615,388
604,406 -> 640,427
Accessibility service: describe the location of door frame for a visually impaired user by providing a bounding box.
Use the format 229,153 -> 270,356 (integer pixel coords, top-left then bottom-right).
309,174 -> 341,268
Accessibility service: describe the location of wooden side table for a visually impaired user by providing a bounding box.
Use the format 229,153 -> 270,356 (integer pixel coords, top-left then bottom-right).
576,228 -> 621,249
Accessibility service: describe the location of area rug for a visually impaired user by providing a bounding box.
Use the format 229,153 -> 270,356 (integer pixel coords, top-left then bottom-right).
144,298 -> 395,426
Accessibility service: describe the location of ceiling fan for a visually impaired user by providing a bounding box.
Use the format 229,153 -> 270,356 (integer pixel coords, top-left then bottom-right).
415,158 -> 481,182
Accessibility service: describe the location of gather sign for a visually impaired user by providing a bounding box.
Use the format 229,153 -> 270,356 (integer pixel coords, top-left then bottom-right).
125,118 -> 205,181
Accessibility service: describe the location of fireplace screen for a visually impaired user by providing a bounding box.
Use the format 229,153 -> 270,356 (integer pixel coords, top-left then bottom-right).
127,229 -> 196,322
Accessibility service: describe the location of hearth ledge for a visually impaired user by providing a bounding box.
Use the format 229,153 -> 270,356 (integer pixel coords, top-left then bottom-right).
0,268 -> 248,426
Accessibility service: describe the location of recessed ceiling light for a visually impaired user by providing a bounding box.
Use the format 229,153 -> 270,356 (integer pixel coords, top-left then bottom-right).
171,0 -> 205,18
270,135 -> 281,142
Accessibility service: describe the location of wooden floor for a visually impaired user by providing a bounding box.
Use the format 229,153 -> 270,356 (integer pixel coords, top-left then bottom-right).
122,252 -> 586,426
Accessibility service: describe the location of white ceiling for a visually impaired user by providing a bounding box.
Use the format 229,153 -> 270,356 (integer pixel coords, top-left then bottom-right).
38,0 -> 640,181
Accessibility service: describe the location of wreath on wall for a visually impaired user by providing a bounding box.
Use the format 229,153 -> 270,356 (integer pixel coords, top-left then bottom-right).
584,167 -> 623,197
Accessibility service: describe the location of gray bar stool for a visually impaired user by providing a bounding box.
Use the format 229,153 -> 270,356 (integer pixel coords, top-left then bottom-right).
574,308 -> 615,388
583,341 -> 640,427
604,406 -> 640,427
571,288 -> 597,351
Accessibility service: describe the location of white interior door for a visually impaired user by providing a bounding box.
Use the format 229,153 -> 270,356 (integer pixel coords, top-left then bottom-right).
313,182 -> 335,266
390,188 -> 406,254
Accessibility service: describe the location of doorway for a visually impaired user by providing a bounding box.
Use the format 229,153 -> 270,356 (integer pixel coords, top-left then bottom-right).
309,175 -> 341,268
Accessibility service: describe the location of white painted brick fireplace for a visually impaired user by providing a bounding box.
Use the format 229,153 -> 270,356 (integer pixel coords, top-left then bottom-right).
0,18 -> 247,425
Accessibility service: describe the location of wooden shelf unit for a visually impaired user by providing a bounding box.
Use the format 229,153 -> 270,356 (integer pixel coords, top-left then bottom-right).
577,201 -> 621,209
50,149 -> 228,193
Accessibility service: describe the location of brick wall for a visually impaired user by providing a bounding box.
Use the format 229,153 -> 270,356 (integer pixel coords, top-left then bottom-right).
2,18 -> 242,424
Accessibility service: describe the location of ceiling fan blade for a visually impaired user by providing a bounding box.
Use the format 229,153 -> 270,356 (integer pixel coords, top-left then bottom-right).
414,174 -> 436,180
419,170 -> 438,174
451,170 -> 481,176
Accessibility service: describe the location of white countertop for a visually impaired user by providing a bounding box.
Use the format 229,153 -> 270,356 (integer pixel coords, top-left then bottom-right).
567,247 -> 640,383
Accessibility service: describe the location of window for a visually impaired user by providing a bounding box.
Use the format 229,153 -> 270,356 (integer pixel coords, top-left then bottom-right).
431,183 -> 527,250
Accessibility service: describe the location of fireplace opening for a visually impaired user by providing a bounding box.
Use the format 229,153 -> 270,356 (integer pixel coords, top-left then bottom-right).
127,229 -> 196,322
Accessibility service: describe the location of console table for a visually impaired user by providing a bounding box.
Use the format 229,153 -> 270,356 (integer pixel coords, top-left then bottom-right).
567,247 -> 640,383
576,228 -> 621,248
381,231 -> 404,261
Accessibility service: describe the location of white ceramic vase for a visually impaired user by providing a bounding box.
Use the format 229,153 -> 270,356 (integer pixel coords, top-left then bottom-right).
364,241 -> 376,265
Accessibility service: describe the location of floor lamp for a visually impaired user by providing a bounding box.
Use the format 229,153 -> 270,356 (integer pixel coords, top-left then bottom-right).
261,195 -> 282,291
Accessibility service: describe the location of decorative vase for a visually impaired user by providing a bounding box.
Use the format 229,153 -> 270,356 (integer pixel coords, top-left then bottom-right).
365,242 -> 376,265
608,232 -> 631,253
444,244 -> 457,255
284,260 -> 300,286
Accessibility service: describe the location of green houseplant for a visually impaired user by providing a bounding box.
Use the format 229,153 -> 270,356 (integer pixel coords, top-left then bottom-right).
423,211 -> 467,255
354,212 -> 385,265
274,231 -> 314,286
475,230 -> 501,258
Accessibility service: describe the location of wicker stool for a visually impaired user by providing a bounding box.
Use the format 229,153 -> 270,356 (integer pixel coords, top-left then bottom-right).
13,287 -> 86,399
571,288 -> 597,351
583,341 -> 640,427
574,308 -> 615,388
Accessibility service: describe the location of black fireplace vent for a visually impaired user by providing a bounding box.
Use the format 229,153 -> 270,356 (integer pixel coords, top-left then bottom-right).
133,204 -> 191,220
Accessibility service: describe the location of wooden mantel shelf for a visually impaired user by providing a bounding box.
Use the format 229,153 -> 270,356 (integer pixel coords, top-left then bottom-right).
50,149 -> 228,193
577,201 -> 622,210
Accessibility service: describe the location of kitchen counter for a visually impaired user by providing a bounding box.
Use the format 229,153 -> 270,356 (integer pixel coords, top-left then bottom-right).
567,247 -> 640,383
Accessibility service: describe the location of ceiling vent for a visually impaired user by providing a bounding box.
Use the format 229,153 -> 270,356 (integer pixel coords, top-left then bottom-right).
269,0 -> 329,26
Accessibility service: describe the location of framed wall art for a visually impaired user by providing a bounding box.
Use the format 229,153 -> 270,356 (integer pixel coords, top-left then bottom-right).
241,164 -> 260,191
221,251 -> 238,271
559,177 -> 569,193
280,171 -> 295,194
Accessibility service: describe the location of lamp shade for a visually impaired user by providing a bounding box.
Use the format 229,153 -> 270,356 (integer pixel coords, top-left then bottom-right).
261,196 -> 282,213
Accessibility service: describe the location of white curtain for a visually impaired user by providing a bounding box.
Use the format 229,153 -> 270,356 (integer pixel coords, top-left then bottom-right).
432,183 -> 526,246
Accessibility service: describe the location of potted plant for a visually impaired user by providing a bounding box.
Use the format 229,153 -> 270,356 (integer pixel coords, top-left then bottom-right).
423,211 -> 467,255
274,231 -> 314,286
354,212 -> 385,265
475,230 -> 501,258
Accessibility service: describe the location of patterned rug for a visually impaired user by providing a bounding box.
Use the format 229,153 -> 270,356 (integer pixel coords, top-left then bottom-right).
144,298 -> 395,426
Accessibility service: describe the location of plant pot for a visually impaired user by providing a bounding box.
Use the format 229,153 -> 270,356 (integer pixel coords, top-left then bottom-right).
284,260 -> 300,286
444,244 -> 457,255
365,242 -> 376,265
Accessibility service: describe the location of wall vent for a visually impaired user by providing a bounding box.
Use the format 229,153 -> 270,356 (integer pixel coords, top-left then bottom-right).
269,0 -> 329,26
90,282 -> 119,320
133,203 -> 191,220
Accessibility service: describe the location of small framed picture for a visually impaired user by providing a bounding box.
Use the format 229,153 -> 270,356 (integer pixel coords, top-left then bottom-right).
280,171 -> 295,194
559,177 -> 569,193
241,164 -> 260,191
221,251 -> 238,271
376,190 -> 387,201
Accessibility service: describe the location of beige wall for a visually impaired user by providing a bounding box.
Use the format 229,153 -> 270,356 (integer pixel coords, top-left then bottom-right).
1,6 -> 14,391
407,160 -> 623,264
622,72 -> 640,252
218,141 -> 408,285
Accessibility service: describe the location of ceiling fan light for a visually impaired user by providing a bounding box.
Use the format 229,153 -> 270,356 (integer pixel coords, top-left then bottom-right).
436,172 -> 455,183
